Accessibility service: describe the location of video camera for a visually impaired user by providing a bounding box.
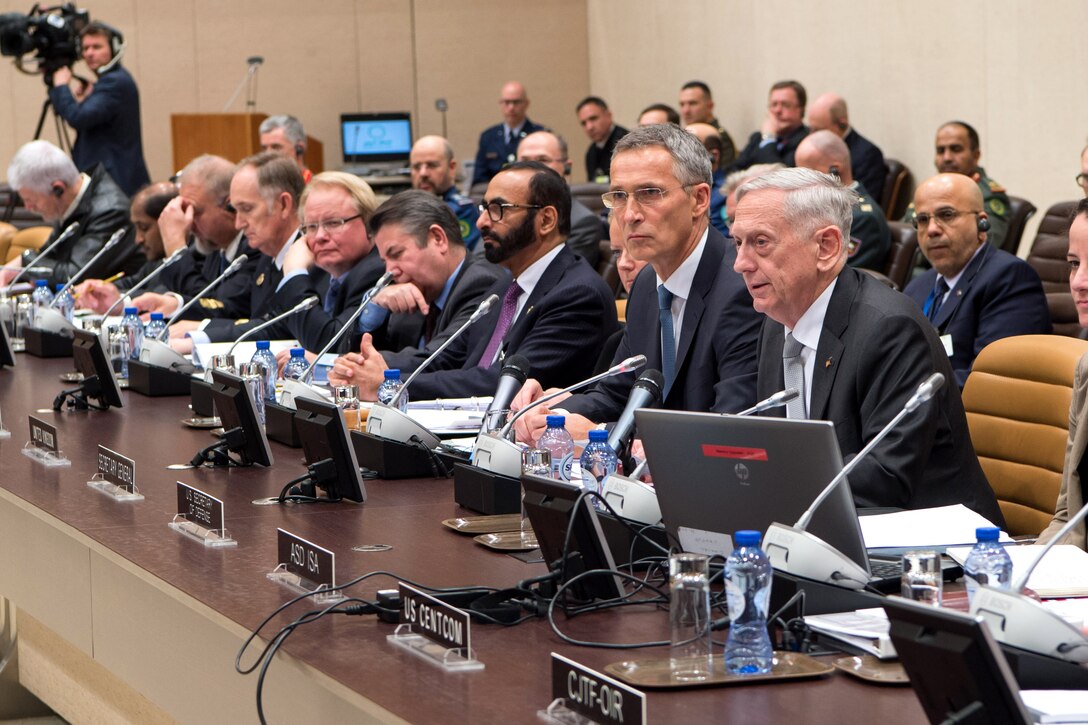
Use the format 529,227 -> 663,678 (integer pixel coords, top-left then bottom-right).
0,3 -> 90,77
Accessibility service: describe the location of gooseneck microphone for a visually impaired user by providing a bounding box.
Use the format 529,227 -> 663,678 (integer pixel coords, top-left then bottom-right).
6,221 -> 79,288
49,227 -> 127,305
762,372 -> 946,590
499,354 -> 647,442
606,368 -> 664,456
101,249 -> 185,319
159,251 -> 254,341
482,354 -> 530,433
391,293 -> 499,408
733,388 -> 800,417
226,296 -> 319,357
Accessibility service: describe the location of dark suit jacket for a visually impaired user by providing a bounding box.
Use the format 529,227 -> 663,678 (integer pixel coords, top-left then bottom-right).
726,125 -> 810,174
568,199 -> 603,268
565,227 -> 760,420
376,258 -> 507,372
585,124 -> 628,181
49,65 -> 150,197
844,128 -> 885,204
404,245 -> 619,399
472,118 -> 546,185
159,236 -> 261,321
269,247 -> 387,353
904,244 -> 1052,388
846,181 -> 891,271
28,164 -> 140,287
115,257 -> 167,294
202,254 -> 291,343
756,266 -> 1005,524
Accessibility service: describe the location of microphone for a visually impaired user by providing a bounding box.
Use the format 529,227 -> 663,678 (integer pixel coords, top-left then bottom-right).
158,251 -> 253,341
101,249 -> 185,319
6,221 -> 79,288
226,295 -> 319,357
481,354 -> 530,434
733,388 -> 799,417
762,372 -> 946,590
969,500 -> 1088,663
606,369 -> 664,457
246,55 -> 264,65
366,294 -> 499,450
48,227 -> 127,306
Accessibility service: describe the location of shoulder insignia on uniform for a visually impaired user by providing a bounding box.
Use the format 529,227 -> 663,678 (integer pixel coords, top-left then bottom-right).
256,273 -> 265,286
459,220 -> 471,240
987,179 -> 1006,193
199,298 -> 224,309
988,198 -> 1006,216
860,203 -> 872,212
234,319 -> 250,326
846,237 -> 860,257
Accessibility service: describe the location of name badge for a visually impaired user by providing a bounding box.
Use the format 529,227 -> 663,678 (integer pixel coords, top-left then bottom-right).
551,652 -> 645,725
97,445 -> 136,492
940,333 -> 953,357
276,528 -> 335,591
28,415 -> 58,453
399,582 -> 472,653
175,481 -> 225,532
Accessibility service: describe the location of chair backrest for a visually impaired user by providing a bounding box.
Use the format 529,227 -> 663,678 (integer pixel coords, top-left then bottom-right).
1026,200 -> 1079,336
8,226 -> 51,263
883,221 -> 919,291
880,158 -> 913,220
0,221 -> 16,264
596,237 -> 622,298
1001,195 -> 1037,256
962,334 -> 1088,536
569,182 -> 608,215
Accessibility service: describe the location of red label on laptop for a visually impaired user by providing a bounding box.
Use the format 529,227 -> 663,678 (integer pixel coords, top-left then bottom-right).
701,444 -> 768,461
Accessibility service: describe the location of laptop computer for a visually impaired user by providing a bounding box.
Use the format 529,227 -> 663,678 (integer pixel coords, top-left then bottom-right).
635,409 -> 903,587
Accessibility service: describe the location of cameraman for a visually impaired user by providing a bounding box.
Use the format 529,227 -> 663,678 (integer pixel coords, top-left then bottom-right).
48,21 -> 149,197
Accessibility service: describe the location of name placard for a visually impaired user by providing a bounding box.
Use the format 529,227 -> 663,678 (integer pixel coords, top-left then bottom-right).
276,528 -> 335,590
551,652 -> 645,725
28,415 -> 58,454
175,481 -> 225,532
97,445 -> 135,492
399,582 -> 472,653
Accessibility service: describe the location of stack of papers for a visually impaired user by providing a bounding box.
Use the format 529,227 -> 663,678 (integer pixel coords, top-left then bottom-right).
859,505 -> 1011,551
945,545 -> 1088,598
804,608 -> 896,659
193,340 -> 299,369
1020,691 -> 1088,723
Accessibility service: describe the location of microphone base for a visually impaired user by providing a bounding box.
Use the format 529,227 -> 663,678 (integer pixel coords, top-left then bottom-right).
278,379 -> 327,410
452,462 -> 522,515
351,430 -> 452,479
971,586 -> 1088,664
139,339 -> 196,375
764,523 -> 871,591
127,359 -> 191,397
190,378 -> 216,417
24,326 -> 73,358
469,432 -> 523,478
599,474 -> 661,526
264,400 -> 301,448
365,405 -> 441,450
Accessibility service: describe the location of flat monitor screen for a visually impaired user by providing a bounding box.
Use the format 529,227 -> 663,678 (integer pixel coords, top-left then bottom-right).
293,397 -> 367,503
209,369 -> 274,467
341,113 -> 412,165
71,329 -> 123,408
0,317 -> 13,367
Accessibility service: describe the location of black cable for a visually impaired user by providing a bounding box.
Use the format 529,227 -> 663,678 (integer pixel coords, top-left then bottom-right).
546,567 -> 671,649
406,434 -> 452,478
276,471 -> 312,502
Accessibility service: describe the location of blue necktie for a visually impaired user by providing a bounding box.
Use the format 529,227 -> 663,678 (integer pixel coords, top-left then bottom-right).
926,278 -> 950,322
658,285 -> 676,391
324,277 -> 342,315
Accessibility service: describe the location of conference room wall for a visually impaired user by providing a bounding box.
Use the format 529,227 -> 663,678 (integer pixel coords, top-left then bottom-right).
587,0 -> 1088,255
0,0 -> 590,192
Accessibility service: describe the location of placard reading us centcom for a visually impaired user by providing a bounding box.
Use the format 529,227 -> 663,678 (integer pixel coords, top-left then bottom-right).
399,582 -> 472,654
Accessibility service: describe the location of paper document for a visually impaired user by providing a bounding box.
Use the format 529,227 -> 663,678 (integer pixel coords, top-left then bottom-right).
1020,690 -> 1088,723
408,397 -> 493,411
804,608 -> 896,659
193,339 -> 299,369
946,544 -> 1088,598
859,504 -> 1011,550
405,408 -> 484,435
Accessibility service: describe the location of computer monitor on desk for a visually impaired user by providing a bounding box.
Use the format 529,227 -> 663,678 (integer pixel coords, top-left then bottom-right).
341,112 -> 412,175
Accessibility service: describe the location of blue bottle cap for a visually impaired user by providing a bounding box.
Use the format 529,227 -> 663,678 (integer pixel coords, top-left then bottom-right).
588,429 -> 608,442
290,347 -> 305,356
546,415 -> 565,427
124,307 -> 138,315
35,279 -> 47,287
55,283 -> 65,292
975,526 -> 1000,542
255,340 -> 270,349
734,530 -> 761,546
150,312 -> 164,321
384,369 -> 401,380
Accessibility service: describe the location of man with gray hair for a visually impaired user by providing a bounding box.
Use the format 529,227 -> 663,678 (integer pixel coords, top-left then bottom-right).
1,139 -> 138,286
512,123 -> 761,444
260,114 -> 312,183
730,167 -> 1003,523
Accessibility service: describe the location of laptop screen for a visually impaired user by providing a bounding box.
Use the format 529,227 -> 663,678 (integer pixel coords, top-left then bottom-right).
340,112 -> 412,165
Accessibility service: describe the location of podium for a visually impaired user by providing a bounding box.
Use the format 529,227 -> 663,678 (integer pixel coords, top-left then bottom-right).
170,113 -> 324,171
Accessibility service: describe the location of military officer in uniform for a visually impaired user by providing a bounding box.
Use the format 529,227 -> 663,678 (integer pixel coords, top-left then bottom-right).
409,135 -> 480,252
472,82 -> 546,186
902,121 -> 1011,252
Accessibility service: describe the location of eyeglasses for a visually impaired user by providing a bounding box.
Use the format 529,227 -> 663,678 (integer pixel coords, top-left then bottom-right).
1077,173 -> 1088,188
300,214 -> 362,237
910,208 -> 980,230
477,201 -> 543,222
601,185 -> 690,210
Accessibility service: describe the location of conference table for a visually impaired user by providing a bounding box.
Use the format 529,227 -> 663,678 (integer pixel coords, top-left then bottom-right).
0,355 -> 927,723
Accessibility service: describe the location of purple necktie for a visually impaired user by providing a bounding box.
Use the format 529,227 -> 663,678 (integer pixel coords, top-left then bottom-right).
478,282 -> 522,367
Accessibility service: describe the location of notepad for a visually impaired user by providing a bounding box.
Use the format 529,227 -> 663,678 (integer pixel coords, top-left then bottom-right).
859,504 -> 1010,551
946,545 -> 1088,598
1020,690 -> 1088,723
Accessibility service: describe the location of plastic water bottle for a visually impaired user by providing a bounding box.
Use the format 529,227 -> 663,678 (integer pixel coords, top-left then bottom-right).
30,279 -> 53,324
580,428 -> 618,508
725,530 -> 774,675
121,307 -> 143,361
963,526 -> 1013,602
538,415 -> 574,482
53,284 -> 74,322
143,312 -> 167,342
282,347 -> 309,381
250,340 -> 278,402
376,369 -> 408,412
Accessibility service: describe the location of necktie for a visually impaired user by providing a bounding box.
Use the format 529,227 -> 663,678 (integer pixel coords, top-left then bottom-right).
658,285 -> 676,391
926,278 -> 950,322
782,332 -> 807,419
324,277 -> 342,315
478,282 -> 522,367
422,304 -> 441,345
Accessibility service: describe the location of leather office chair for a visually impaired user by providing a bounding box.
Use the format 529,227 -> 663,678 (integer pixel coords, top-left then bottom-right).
0,222 -> 15,264
962,334 -> 1088,536
596,237 -> 622,298
569,182 -> 608,215
880,158 -> 913,220
0,184 -> 44,231
883,221 -> 919,291
1001,195 -> 1037,256
1026,200 -> 1078,336
7,226 -> 50,264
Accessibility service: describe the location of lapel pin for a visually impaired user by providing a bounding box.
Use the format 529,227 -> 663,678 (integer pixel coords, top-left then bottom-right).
825,357 -> 833,369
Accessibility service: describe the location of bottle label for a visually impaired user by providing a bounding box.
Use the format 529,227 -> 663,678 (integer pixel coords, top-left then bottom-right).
553,453 -> 573,482
725,579 -> 745,620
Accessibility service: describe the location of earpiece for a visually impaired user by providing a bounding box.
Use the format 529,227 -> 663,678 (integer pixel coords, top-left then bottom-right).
977,216 -> 991,232
828,165 -> 841,179
52,185 -> 64,198
294,144 -> 305,157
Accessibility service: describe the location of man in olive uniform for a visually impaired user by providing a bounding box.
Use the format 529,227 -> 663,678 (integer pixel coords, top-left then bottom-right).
409,135 -> 481,252
902,121 -> 1010,251
678,81 -> 736,166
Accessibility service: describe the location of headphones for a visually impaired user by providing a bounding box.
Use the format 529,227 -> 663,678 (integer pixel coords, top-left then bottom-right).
83,22 -> 126,73
977,215 -> 991,232
294,144 -> 305,157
